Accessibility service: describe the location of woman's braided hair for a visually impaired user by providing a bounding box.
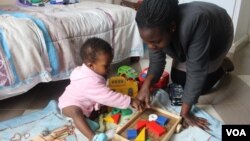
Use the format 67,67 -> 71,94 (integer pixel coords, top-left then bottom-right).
136,0 -> 179,30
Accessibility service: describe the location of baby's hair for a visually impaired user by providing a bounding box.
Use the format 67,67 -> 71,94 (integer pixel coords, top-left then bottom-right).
136,0 -> 179,30
80,37 -> 113,63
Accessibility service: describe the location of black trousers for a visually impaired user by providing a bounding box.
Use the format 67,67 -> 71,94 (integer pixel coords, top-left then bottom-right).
171,67 -> 225,94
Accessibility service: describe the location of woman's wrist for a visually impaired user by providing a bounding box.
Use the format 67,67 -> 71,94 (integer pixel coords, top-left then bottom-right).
180,102 -> 192,117
142,74 -> 154,88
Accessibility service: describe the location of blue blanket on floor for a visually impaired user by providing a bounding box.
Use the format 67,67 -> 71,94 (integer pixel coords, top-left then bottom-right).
152,89 -> 223,141
0,90 -> 223,141
0,100 -> 98,141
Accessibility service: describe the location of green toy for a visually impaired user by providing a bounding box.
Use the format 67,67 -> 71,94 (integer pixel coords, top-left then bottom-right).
111,108 -> 132,116
121,108 -> 133,116
31,0 -> 42,3
117,66 -> 138,80
112,108 -> 121,115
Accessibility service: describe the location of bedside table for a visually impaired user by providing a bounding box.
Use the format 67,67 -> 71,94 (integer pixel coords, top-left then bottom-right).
120,0 -> 143,11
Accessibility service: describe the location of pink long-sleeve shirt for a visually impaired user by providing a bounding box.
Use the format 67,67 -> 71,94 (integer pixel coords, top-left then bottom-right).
58,64 -> 131,117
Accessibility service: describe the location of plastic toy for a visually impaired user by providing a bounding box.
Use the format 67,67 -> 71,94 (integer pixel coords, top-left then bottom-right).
121,108 -> 133,116
139,67 -> 169,89
111,113 -> 121,124
117,66 -> 138,80
111,108 -> 133,116
104,116 -> 114,123
18,0 -> 45,6
107,76 -> 138,98
112,108 -> 121,115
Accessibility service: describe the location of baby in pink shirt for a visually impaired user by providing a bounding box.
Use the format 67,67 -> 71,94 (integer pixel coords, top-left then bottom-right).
58,37 -> 143,141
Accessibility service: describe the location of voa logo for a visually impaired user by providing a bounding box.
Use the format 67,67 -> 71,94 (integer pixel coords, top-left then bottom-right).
226,129 -> 246,136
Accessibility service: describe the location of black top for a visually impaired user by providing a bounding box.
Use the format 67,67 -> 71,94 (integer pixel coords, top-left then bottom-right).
147,2 -> 234,105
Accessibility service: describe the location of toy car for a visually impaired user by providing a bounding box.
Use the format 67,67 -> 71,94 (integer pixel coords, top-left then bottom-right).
117,66 -> 138,80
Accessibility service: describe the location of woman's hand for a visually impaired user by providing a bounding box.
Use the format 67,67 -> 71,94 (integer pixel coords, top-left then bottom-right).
181,103 -> 210,130
181,113 -> 210,130
137,86 -> 151,108
137,74 -> 155,108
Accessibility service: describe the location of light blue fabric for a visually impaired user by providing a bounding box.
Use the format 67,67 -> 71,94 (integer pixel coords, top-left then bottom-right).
93,133 -> 108,141
152,89 -> 222,141
0,28 -> 19,87
0,91 -> 223,141
0,100 -> 99,141
0,10 -> 59,75
86,118 -> 100,132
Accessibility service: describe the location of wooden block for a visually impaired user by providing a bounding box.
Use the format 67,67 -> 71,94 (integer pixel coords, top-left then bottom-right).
156,115 -> 169,126
147,121 -> 166,137
136,120 -> 148,131
135,127 -> 146,141
112,113 -> 121,124
148,114 -> 158,121
127,129 -> 137,139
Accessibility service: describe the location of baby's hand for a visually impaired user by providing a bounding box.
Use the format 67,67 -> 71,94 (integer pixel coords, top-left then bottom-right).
130,98 -> 143,112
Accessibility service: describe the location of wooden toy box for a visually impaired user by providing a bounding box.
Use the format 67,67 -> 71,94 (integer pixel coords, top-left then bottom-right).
113,107 -> 182,141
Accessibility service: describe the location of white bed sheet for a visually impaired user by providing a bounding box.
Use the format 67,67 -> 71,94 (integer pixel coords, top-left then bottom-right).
0,1 -> 143,99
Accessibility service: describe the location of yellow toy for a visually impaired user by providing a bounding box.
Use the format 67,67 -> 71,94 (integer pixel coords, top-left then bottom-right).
104,116 -> 114,123
107,76 -> 138,98
135,127 -> 146,141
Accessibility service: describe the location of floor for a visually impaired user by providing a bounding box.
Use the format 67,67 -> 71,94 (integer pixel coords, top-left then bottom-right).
0,44 -> 250,125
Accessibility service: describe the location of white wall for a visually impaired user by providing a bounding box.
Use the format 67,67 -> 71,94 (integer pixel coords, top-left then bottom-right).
180,0 -> 236,18
233,0 -> 250,43
249,20 -> 250,41
114,0 -> 121,4
228,0 -> 250,54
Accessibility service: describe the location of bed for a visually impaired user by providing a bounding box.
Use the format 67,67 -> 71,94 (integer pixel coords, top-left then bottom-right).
0,1 -> 144,100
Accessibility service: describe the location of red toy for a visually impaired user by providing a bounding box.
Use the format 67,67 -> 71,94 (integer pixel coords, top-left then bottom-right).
136,120 -> 148,130
112,113 -> 121,124
147,121 -> 166,137
139,67 -> 169,89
